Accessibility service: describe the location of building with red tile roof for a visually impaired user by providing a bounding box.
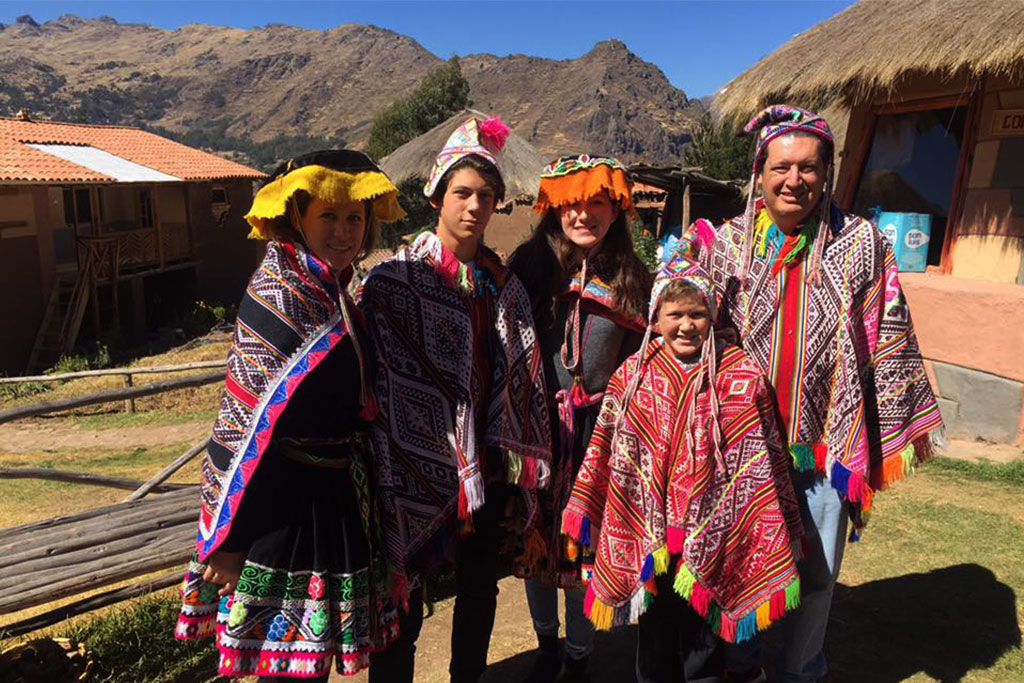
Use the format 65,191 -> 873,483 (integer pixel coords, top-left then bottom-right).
0,113 -> 267,373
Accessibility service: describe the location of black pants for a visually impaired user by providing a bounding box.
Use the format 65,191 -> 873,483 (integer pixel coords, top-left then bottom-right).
369,484 -> 507,683
635,575 -> 724,683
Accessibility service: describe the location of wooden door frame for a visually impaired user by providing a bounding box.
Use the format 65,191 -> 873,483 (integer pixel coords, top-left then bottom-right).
839,91 -> 981,274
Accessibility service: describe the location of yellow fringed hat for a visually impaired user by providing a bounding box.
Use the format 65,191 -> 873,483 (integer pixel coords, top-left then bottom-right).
533,154 -> 635,217
245,149 -> 405,239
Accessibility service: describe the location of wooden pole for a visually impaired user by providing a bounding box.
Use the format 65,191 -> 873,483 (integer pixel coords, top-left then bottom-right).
0,467 -> 187,492
122,373 -> 135,413
124,436 -> 209,502
0,369 -> 223,424
682,181 -> 692,230
0,359 -> 226,384
0,570 -> 182,639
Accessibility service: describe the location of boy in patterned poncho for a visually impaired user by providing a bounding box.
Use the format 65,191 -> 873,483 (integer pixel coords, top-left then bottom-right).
562,248 -> 804,683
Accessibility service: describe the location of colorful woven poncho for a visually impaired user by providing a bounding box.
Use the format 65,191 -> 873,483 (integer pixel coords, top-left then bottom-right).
359,231 -> 552,600
191,241 -> 369,560
705,202 -> 943,528
561,254 -> 803,642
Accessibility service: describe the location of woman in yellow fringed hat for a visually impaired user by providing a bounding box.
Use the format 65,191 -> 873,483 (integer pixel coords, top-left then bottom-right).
176,150 -> 405,680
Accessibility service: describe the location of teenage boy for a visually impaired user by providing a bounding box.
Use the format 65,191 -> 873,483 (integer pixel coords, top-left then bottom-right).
562,250 -> 804,683
361,116 -> 552,683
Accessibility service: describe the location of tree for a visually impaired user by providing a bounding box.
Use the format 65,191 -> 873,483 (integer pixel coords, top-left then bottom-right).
378,175 -> 435,249
683,113 -> 754,181
365,57 -> 471,161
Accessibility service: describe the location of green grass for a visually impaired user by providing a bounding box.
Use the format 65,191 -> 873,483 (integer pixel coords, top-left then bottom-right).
69,408 -> 217,430
829,470 -> 1024,682
925,455 -> 1024,486
56,590 -> 220,683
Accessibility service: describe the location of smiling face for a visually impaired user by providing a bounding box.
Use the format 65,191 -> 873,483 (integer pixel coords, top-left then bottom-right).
432,166 -> 497,261
759,133 -> 828,233
655,292 -> 712,363
559,191 -> 620,254
299,197 -> 366,274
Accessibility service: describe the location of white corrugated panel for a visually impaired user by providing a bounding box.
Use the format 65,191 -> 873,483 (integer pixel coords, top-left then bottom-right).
26,144 -> 181,182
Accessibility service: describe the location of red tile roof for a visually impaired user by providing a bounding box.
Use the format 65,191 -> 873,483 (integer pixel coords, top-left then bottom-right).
0,117 -> 265,183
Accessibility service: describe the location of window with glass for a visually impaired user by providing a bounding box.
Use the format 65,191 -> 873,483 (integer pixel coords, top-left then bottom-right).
852,106 -> 967,266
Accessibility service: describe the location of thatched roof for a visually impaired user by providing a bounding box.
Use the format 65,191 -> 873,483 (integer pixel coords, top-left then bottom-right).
715,0 -> 1024,120
380,109 -> 547,199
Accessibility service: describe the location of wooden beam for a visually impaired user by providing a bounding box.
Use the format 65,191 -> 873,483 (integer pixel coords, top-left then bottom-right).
124,436 -> 209,501
0,467 -> 188,492
0,570 -> 182,639
0,370 -> 224,424
0,358 -> 225,384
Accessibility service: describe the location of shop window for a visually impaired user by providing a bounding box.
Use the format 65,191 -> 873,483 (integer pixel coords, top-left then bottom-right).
853,106 -> 967,266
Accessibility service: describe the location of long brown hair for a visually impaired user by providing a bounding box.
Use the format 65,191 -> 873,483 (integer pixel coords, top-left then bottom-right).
508,207 -> 652,329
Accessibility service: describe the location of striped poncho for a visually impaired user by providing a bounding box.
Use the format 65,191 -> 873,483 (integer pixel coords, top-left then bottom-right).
705,203 -> 943,528
562,337 -> 803,642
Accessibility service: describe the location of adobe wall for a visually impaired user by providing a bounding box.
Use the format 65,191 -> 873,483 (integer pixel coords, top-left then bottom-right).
0,186 -> 45,374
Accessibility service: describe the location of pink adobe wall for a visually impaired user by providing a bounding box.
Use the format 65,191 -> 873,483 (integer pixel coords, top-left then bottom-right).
902,272 -> 1024,383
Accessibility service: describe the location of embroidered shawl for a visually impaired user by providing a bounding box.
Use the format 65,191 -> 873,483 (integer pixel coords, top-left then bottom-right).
704,203 -> 943,527
359,231 -> 552,586
562,339 -> 802,641
196,240 -> 360,561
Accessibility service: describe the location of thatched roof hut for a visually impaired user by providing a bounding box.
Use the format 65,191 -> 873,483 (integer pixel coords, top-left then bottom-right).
381,109 -> 547,199
715,0 -> 1024,120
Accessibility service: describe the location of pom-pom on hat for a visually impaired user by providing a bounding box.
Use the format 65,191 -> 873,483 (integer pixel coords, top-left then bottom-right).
533,154 -> 635,217
424,115 -> 510,198
245,149 -> 404,240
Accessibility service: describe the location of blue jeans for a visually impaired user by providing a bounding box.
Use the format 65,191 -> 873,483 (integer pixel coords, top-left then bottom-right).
724,470 -> 848,682
524,578 -> 595,661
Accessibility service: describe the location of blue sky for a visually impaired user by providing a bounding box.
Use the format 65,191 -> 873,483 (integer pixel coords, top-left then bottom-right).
0,1 -> 855,97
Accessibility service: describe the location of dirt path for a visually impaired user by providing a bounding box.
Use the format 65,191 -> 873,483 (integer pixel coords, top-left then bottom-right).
0,419 -> 210,453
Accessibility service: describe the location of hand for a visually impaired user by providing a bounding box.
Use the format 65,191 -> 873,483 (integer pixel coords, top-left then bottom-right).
203,550 -> 246,596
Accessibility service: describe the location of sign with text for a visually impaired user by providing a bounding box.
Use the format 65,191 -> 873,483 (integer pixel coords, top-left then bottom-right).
993,109 -> 1024,136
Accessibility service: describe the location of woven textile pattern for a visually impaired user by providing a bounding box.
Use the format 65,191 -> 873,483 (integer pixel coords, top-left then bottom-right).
359,232 -> 551,587
563,339 -> 802,639
197,241 -> 349,560
705,204 -> 942,524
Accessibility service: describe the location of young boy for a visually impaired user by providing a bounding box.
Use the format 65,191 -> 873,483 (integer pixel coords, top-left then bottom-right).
360,116 -> 552,683
561,248 -> 804,683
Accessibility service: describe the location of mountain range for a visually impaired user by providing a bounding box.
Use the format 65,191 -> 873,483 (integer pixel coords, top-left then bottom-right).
0,14 -> 703,164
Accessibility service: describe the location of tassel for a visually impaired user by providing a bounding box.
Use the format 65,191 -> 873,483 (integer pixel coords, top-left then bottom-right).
463,473 -> 486,514
583,585 -> 595,616
691,581 -> 712,618
719,613 -> 737,643
579,516 -> 591,549
769,587 -> 786,620
737,611 -> 758,642
390,572 -> 410,613
652,545 -> 671,576
812,443 -> 828,472
358,393 -> 379,421
561,508 -> 586,541
755,601 -> 771,631
694,218 -> 716,250
790,444 -> 816,471
457,482 -> 469,520
640,554 -> 654,583
566,538 -> 579,562
666,527 -> 685,554
516,528 -> 548,567
673,563 -> 696,600
785,578 -> 801,611
588,595 -> 615,631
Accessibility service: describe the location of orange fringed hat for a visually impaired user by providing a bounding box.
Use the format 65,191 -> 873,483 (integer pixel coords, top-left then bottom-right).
533,154 -> 635,216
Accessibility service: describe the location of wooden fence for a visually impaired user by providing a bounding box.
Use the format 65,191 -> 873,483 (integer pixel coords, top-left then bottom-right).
0,361 -> 222,638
